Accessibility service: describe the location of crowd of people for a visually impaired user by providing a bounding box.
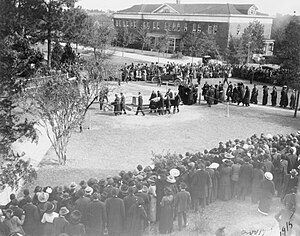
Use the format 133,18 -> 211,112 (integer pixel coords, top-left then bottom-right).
232,64 -> 292,86
120,62 -> 231,84
201,81 -> 296,109
0,132 -> 299,236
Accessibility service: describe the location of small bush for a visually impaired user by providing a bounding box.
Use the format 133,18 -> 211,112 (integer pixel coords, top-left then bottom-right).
151,151 -> 181,170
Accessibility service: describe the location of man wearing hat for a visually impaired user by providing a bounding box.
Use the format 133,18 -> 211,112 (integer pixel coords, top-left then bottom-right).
53,207 -> 70,236
22,197 -> 40,236
105,188 -> 125,236
238,157 -> 253,200
190,163 -> 211,212
174,183 -> 191,231
86,193 -> 107,236
75,189 -> 91,226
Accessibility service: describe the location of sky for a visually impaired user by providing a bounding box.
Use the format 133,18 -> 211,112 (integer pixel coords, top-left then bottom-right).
77,0 -> 300,16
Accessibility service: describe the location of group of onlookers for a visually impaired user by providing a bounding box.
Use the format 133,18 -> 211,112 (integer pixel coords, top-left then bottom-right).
202,81 -> 296,109
232,64 -> 292,86
120,62 -> 232,84
0,132 -> 299,236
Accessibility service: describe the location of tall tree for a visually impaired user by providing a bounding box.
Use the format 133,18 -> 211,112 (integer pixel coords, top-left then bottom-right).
0,34 -> 42,188
116,27 -> 134,56
181,31 -> 220,59
241,21 -> 265,62
136,26 -> 151,52
80,14 -> 116,59
61,6 -> 88,51
22,58 -> 116,165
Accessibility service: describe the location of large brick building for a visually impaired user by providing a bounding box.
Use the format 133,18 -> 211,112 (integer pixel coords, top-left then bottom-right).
113,2 -> 274,55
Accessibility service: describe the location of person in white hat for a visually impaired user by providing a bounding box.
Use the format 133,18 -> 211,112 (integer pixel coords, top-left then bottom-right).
53,207 -> 70,235
257,172 -> 275,216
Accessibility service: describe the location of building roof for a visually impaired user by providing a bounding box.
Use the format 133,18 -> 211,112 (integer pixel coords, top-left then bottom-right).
118,4 -> 162,13
117,3 -> 267,16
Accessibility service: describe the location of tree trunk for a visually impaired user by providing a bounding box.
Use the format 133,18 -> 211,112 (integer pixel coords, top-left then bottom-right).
47,31 -> 52,68
94,48 -> 97,60
294,89 -> 300,118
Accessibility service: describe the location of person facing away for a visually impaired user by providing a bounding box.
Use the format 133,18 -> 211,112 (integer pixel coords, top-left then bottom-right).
136,92 -> 145,116
174,183 -> 191,231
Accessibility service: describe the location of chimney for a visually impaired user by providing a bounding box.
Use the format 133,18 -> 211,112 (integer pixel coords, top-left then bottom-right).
176,0 -> 181,4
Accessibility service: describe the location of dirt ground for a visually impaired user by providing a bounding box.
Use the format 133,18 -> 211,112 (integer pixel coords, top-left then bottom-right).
28,52 -> 300,235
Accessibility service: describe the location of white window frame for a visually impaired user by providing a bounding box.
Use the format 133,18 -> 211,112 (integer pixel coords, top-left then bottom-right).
192,23 -> 196,32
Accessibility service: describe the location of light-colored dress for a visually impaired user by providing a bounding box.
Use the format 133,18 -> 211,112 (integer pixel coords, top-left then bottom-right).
148,185 -> 157,222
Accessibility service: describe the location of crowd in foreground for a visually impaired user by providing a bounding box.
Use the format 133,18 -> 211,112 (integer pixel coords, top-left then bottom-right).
0,132 -> 300,236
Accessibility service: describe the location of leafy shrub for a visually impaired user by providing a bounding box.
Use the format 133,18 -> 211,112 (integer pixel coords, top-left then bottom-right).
151,151 -> 182,171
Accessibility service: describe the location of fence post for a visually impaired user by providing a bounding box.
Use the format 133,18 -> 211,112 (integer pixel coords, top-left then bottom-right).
226,102 -> 229,117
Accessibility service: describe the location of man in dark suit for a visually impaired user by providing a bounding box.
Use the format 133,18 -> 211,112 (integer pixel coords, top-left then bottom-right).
136,92 -> 145,116
105,188 -> 125,236
190,162 -> 211,212
75,189 -> 91,226
174,183 -> 191,231
22,197 -> 40,236
238,157 -> 253,200
86,192 -> 107,236
18,189 -> 30,209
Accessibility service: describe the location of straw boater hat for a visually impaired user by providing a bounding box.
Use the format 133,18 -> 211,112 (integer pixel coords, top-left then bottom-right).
69,182 -> 77,190
45,202 -> 56,213
170,168 -> 180,177
59,207 -> 69,216
208,163 -> 219,169
85,186 -> 93,196
166,175 -> 176,184
224,153 -> 235,159
37,192 -> 49,203
264,172 -> 273,181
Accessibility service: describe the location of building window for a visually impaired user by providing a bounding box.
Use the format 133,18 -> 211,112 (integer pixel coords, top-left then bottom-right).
165,22 -> 168,30
143,22 -> 146,28
123,20 -> 126,27
147,21 -> 150,29
192,23 -> 196,32
115,20 -> 118,27
237,24 -> 241,35
177,23 -> 180,31
130,21 -> 133,28
184,23 -> 187,31
172,22 -> 176,31
208,25 -> 213,34
168,22 -> 172,31
197,24 -> 201,32
126,21 -> 129,27
153,22 -> 156,29
157,22 -> 160,30
133,21 -> 136,28
213,25 -> 218,34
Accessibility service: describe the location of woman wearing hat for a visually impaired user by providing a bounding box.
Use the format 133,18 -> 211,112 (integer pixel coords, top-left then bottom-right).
41,202 -> 59,236
148,176 -> 157,223
258,172 -> 275,215
159,187 -> 174,234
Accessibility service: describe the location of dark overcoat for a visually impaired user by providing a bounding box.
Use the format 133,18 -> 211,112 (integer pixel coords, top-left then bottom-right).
105,196 -> 125,235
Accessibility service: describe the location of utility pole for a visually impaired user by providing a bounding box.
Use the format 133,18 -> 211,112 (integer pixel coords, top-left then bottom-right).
294,89 -> 300,118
